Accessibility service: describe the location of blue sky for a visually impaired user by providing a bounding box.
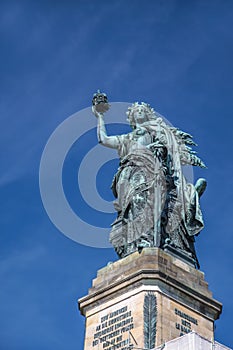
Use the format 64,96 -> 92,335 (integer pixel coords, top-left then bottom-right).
1,0 -> 233,349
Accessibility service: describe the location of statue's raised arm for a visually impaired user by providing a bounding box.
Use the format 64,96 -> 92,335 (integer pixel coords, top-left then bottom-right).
93,91 -> 207,269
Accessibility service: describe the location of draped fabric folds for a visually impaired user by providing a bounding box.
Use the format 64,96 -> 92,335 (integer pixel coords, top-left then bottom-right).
110,119 -> 204,265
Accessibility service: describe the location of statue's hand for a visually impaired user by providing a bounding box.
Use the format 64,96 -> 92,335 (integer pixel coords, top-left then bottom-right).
92,106 -> 103,118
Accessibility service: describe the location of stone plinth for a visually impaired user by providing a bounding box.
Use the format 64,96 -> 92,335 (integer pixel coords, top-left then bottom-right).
78,248 -> 222,350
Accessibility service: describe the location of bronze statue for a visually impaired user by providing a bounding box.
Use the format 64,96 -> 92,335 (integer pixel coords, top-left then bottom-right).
92,92 -> 206,268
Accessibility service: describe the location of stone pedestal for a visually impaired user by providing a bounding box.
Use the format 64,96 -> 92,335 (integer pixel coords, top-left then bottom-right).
78,248 -> 222,350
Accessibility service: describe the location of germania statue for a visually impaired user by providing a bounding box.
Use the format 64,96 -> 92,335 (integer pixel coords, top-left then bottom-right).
92,91 -> 207,268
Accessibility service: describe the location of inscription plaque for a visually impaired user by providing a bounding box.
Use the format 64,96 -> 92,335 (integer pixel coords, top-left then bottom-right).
92,306 -> 134,350
174,308 -> 198,336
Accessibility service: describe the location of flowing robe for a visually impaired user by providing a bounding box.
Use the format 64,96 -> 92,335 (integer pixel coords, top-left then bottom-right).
109,119 -> 204,264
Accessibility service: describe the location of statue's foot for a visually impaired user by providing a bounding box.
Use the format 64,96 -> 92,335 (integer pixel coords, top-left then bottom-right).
165,238 -> 171,245
137,240 -> 150,254
195,178 -> 207,197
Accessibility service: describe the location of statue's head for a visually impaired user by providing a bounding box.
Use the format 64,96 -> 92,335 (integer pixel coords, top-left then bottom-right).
126,102 -> 157,129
